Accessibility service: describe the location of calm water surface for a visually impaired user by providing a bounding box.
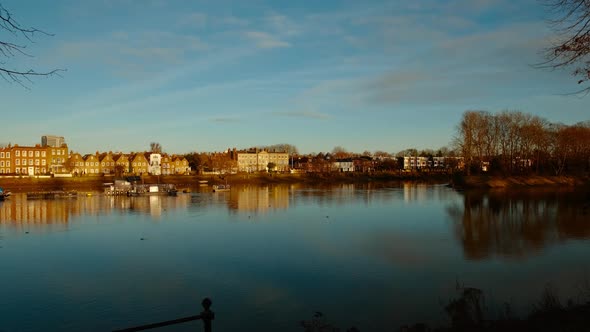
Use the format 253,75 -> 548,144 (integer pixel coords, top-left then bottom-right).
0,183 -> 589,331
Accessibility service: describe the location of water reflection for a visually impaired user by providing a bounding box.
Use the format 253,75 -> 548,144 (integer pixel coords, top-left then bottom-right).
447,189 -> 590,260
0,193 -> 191,226
226,185 -> 290,213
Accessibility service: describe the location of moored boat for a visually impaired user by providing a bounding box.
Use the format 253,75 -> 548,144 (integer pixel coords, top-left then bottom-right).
104,180 -> 178,196
212,184 -> 230,192
0,187 -> 11,201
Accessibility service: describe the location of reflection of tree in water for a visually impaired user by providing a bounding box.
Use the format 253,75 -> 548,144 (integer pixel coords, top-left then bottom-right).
447,189 -> 590,260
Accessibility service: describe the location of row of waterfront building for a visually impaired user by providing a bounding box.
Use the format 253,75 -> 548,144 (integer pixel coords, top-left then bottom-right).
0,136 -> 293,176
0,136 -> 465,177
0,136 -> 191,176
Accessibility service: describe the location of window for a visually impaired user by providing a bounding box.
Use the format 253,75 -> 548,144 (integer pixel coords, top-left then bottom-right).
35,160 -> 40,166
16,159 -> 20,165
15,150 -> 20,157
42,168 -> 46,173
0,161 -> 3,167
52,149 -> 56,155
0,152 -> 4,158
6,152 -> 9,158
35,151 -> 40,157
28,151 -> 33,157
22,159 -> 26,166
42,151 -> 46,157
42,160 -> 46,166
29,159 -> 33,165
16,168 -> 19,174
6,161 -> 9,167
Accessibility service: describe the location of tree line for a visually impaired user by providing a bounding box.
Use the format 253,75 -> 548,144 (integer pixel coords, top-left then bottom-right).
455,110 -> 590,175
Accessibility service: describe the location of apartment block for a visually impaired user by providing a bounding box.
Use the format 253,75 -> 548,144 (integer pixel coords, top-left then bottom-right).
237,150 -> 289,172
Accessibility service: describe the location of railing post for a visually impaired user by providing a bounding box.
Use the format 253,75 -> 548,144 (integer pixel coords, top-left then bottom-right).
201,298 -> 214,332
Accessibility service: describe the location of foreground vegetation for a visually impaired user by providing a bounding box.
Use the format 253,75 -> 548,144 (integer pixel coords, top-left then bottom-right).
301,284 -> 590,332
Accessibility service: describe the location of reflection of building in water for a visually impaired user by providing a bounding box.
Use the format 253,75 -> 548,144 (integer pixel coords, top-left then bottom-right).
102,194 -> 190,218
230,185 -> 289,213
0,194 -> 72,225
447,190 -> 590,260
0,193 -> 192,226
402,182 -> 453,203
403,182 -> 429,203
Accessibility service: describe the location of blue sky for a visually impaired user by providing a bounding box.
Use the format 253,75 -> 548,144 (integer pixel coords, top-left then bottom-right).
1,0 -> 588,154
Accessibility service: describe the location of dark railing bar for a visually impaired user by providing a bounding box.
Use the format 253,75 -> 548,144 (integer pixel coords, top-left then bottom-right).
113,297 -> 214,332
112,314 -> 202,332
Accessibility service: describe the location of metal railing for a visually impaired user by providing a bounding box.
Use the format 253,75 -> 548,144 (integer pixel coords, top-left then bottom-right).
113,298 -> 214,332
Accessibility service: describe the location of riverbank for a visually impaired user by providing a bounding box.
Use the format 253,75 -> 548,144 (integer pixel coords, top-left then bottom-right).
0,172 -> 452,192
2,172 -> 587,192
451,174 -> 590,189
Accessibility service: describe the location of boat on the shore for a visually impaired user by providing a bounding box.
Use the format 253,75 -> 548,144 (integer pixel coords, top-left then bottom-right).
212,184 -> 230,192
27,191 -> 77,200
104,180 -> 178,196
0,187 -> 11,201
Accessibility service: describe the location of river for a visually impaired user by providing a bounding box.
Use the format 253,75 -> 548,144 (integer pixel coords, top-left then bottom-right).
0,183 -> 589,331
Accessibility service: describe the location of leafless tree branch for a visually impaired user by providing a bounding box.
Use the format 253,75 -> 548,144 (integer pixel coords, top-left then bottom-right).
537,0 -> 590,93
0,3 -> 63,87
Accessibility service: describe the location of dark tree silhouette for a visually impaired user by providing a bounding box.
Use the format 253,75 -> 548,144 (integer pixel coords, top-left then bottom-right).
541,0 -> 590,92
0,3 -> 62,86
150,142 -> 163,153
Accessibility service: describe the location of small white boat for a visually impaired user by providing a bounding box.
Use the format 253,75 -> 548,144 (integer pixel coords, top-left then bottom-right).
212,184 -> 230,192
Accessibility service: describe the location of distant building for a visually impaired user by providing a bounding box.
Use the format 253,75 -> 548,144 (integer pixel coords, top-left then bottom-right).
171,156 -> 190,175
41,135 -> 66,148
130,153 -> 149,175
0,143 -> 68,175
332,159 -> 354,172
237,150 -> 289,172
149,153 -> 162,175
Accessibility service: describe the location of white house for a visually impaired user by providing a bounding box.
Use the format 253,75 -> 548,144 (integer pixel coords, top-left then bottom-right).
149,153 -> 162,175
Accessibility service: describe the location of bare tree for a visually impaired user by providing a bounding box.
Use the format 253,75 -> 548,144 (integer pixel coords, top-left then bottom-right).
150,142 -> 162,153
540,0 -> 590,92
0,3 -> 62,86
331,146 -> 351,159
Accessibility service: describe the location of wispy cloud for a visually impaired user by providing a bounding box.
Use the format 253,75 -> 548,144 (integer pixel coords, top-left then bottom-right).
244,31 -> 290,48
222,15 -> 250,27
265,13 -> 301,36
210,117 -> 242,123
271,110 -> 331,120
55,30 -> 208,76
179,12 -> 208,28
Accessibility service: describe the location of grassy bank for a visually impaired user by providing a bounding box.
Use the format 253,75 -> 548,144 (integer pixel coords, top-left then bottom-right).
451,174 -> 590,189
